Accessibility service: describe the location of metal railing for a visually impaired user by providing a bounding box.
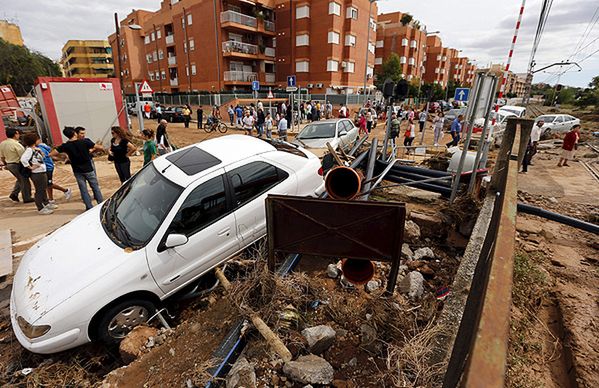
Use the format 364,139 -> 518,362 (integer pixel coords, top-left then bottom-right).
170,78 -> 178,86
167,56 -> 176,66
264,20 -> 275,32
222,40 -> 258,55
165,35 -> 174,45
223,71 -> 258,82
220,10 -> 257,28
264,47 -> 275,57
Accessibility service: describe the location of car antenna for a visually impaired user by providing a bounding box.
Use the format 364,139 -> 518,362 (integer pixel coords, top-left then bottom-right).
162,164 -> 172,174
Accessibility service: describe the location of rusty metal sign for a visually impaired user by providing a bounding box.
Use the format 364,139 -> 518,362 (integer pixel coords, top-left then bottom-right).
265,195 -> 406,293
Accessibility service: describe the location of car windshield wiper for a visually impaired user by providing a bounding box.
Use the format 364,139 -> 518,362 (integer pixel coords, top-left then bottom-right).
295,138 -> 308,147
112,212 -> 140,249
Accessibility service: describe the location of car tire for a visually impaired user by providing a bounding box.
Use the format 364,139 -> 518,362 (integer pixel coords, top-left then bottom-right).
95,299 -> 157,344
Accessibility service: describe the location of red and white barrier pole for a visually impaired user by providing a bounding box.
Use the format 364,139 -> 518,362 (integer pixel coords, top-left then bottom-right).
490,0 -> 527,132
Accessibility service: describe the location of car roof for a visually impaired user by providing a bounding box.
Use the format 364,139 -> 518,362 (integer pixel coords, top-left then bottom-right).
500,105 -> 526,112
153,135 -> 277,187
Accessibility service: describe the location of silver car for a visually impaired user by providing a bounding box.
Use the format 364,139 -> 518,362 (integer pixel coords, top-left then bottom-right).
293,119 -> 359,157
535,114 -> 580,137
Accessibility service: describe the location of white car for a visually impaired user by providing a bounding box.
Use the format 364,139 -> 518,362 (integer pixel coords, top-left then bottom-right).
535,114 -> 580,136
292,119 -> 359,157
11,135 -> 324,354
499,105 -> 526,118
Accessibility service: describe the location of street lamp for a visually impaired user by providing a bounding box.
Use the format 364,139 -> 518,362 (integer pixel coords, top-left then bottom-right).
417,30 -> 440,104
114,12 -> 141,118
362,0 -> 376,102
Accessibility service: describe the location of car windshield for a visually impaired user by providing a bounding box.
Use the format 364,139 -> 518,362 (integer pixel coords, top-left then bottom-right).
101,164 -> 183,249
537,115 -> 556,123
297,123 -> 336,140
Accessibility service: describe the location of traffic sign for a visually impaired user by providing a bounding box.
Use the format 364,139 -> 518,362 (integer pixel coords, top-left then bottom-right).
252,80 -> 260,91
287,75 -> 297,88
139,80 -> 153,94
286,87 -> 298,92
454,88 -> 470,102
267,88 -> 274,99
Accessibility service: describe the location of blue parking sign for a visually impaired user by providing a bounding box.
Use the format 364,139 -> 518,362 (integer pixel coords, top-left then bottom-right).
454,88 -> 470,102
287,75 -> 297,88
252,80 -> 260,91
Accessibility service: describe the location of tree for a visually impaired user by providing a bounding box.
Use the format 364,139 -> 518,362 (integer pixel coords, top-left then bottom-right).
421,83 -> 444,101
375,53 -> 402,89
0,38 -> 61,96
400,14 -> 413,26
575,75 -> 599,109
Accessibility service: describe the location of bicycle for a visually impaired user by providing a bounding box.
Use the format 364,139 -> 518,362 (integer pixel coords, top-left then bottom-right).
204,118 -> 228,134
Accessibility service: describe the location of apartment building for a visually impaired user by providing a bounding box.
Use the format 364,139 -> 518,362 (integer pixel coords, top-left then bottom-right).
61,40 -> 114,78
423,35 -> 450,87
0,20 -> 24,46
374,12 -> 427,83
480,64 -> 526,96
274,0 -> 377,94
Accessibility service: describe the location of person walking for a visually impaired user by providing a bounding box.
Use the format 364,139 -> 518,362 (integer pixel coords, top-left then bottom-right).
142,129 -> 158,166
326,101 -> 333,119
0,127 -> 33,203
256,108 -> 265,138
521,119 -> 544,173
143,102 -> 152,119
197,106 -> 204,129
278,115 -> 288,141
557,124 -> 580,167
38,141 -> 72,205
418,109 -> 428,133
155,104 -> 162,123
21,133 -> 54,214
227,105 -> 235,126
156,119 -> 171,155
446,114 -> 463,148
433,112 -> 445,146
390,113 -> 401,148
257,100 -> 264,111
242,110 -> 255,136
264,112 -> 274,139
109,126 -> 136,183
51,127 -> 103,211
235,105 -> 243,127
339,103 -> 347,118
404,118 -> 416,154
366,109 -> 374,133
358,113 -> 367,136
182,105 -> 191,128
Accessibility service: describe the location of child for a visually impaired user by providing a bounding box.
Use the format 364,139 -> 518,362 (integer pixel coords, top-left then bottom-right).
404,119 -> 416,154
38,141 -> 72,205
358,114 -> 367,136
142,129 -> 158,166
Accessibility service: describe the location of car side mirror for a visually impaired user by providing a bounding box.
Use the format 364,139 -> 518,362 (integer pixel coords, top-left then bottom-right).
164,233 -> 188,249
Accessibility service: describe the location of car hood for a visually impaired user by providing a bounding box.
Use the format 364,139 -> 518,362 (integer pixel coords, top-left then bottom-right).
12,205 -> 141,323
293,138 -> 337,149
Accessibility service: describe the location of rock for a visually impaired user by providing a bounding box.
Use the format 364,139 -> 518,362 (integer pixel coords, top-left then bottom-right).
271,375 -> 280,385
401,244 -> 414,260
404,220 -> 421,243
360,324 -> 377,346
348,357 -> 358,367
398,271 -> 425,300
119,326 -> 158,363
303,385 -> 314,388
414,247 -> 435,261
301,325 -> 336,354
327,263 -> 340,279
548,197 -> 558,204
146,336 -> 155,348
283,355 -> 334,385
516,222 -> 541,235
405,188 -> 442,203
410,212 -> 443,238
336,328 -> 348,338
365,280 -> 381,293
226,356 -> 257,388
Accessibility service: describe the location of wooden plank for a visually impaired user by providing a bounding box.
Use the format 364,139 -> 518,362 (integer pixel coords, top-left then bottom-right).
0,230 -> 13,278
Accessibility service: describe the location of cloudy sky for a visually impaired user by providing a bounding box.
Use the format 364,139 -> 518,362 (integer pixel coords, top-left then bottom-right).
5,0 -> 598,88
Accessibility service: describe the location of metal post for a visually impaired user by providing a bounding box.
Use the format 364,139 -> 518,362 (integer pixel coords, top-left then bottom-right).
135,82 -> 144,133
382,101 -> 393,160
449,74 -> 484,203
468,76 -> 499,193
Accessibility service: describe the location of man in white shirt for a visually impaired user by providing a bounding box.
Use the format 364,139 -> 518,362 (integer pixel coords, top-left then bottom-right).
521,120 -> 544,173
339,104 -> 347,118
278,116 -> 288,141
242,111 -> 255,136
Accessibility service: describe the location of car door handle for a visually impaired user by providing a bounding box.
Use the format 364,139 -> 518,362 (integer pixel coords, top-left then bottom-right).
218,227 -> 230,236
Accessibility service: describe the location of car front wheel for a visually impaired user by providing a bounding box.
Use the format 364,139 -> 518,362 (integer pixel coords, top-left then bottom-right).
96,299 -> 157,344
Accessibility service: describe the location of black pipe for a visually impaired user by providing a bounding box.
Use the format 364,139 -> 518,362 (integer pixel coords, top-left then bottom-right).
517,203 -> 599,234
384,174 -> 452,197
376,160 -> 451,178
385,170 -> 452,187
348,135 -> 369,157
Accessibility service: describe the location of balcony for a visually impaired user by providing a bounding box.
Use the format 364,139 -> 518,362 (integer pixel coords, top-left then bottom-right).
264,20 -> 275,32
222,40 -> 258,57
265,73 -> 275,83
221,10 -> 257,29
224,71 -> 258,83
167,56 -> 176,66
165,35 -> 174,45
170,78 -> 178,86
264,47 -> 275,57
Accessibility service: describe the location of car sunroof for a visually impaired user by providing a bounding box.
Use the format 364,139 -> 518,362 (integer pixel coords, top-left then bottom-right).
166,147 -> 221,176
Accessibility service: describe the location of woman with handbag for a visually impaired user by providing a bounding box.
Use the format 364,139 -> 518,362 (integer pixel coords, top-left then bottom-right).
109,126 -> 136,183
20,132 -> 54,214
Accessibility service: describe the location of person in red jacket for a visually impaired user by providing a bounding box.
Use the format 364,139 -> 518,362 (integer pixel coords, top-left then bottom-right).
557,124 -> 580,167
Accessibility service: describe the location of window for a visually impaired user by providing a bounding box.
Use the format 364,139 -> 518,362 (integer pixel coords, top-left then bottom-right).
410,40 -> 417,48
155,71 -> 160,79
184,42 -> 187,53
376,40 -> 384,48
345,34 -> 356,47
151,32 -> 155,41
401,38 -> 408,46
346,7 -> 358,20
442,56 -> 447,61
156,29 -> 162,39
191,64 -> 197,75
327,59 -> 339,72
187,14 -> 193,25
168,176 -> 228,237
328,31 -> 340,44
229,162 -> 288,207
144,36 -> 151,44
296,60 -> 309,72
343,61 -> 355,73
153,51 -> 157,61
329,2 -> 341,15
437,55 -> 442,61
158,50 -> 164,60
400,56 -> 407,64
375,57 -> 383,65
161,71 -> 166,80
296,5 -> 310,19
368,42 -> 375,54
186,66 -> 189,76
367,66 -> 374,78
370,18 -> 376,31
146,54 -> 153,63
296,33 -> 309,46
408,57 -> 415,65
189,38 -> 195,51
150,73 -> 155,81
435,68 -> 440,74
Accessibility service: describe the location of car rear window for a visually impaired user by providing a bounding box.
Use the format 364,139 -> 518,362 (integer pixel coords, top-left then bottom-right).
166,146 -> 222,175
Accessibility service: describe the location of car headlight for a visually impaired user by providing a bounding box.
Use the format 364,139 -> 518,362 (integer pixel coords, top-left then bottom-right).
17,316 -> 51,339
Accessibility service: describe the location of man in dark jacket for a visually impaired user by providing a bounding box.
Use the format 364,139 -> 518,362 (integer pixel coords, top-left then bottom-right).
197,106 -> 204,129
